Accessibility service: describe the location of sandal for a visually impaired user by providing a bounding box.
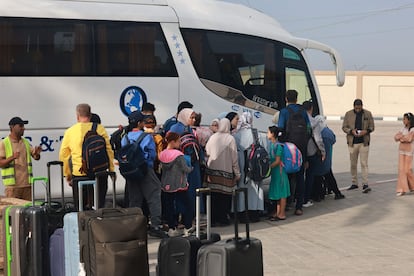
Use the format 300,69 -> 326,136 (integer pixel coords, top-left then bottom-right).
268,216 -> 277,221
269,216 -> 286,221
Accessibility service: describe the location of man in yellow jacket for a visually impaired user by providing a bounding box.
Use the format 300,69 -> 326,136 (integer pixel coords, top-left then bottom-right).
59,103 -> 114,210
0,117 -> 42,200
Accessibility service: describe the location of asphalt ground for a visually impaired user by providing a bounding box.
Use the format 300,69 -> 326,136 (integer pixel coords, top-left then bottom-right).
148,120 -> 414,275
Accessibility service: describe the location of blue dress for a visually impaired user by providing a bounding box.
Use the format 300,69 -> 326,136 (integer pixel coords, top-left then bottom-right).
268,142 -> 290,200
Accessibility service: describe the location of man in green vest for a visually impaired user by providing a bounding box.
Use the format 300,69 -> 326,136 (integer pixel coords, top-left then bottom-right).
0,117 -> 42,200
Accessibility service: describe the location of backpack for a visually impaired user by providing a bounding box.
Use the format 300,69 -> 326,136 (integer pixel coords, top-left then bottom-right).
118,133 -> 148,180
162,116 -> 177,136
80,123 -> 109,178
245,128 -> 270,182
321,127 -> 336,146
151,132 -> 167,174
180,127 -> 201,164
278,142 -> 303,174
285,106 -> 309,157
110,126 -> 128,160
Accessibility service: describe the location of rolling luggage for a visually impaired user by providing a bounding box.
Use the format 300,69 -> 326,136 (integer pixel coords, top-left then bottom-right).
48,160 -> 74,276
49,228 -> 65,276
64,171 -> 114,276
197,188 -> 263,276
46,161 -> 75,236
3,205 -> 28,276
20,176 -> 50,276
157,188 -> 220,276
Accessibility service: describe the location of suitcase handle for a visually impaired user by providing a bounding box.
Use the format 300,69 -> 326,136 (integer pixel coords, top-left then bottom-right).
196,188 -> 211,239
94,171 -> 117,208
233,188 -> 250,244
47,161 -> 65,207
32,177 -> 49,206
78,180 -> 98,211
95,207 -> 131,217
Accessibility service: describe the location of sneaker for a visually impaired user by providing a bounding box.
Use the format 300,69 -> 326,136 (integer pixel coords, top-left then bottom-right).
362,184 -> 371,193
148,227 -> 169,239
334,193 -> 345,200
396,192 -> 405,197
347,184 -> 358,190
168,228 -> 183,237
303,200 -> 314,208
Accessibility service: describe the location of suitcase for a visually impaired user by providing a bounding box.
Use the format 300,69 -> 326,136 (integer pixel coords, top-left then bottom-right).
48,161 -> 75,276
64,171 -> 114,276
20,176 -> 50,276
157,188 -> 220,276
3,205 -> 29,276
49,228 -> 65,276
197,188 -> 264,276
46,161 -> 75,236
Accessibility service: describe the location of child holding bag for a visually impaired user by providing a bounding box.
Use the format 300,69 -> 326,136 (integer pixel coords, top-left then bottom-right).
267,126 -> 290,220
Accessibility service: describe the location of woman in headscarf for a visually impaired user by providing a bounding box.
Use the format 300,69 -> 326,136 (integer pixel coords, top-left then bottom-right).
205,118 -> 240,226
170,108 -> 196,134
233,111 -> 265,222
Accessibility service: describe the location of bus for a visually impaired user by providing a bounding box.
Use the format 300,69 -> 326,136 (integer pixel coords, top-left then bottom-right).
0,0 -> 345,197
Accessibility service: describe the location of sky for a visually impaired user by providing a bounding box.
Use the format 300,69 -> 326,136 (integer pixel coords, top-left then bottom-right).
222,0 -> 414,71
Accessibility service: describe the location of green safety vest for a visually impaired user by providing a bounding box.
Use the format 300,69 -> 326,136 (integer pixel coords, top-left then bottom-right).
1,136 -> 33,186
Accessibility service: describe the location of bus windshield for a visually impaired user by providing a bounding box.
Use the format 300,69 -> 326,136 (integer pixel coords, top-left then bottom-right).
181,28 -> 316,114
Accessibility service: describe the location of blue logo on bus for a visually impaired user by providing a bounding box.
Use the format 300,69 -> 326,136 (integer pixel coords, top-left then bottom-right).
119,86 -> 147,116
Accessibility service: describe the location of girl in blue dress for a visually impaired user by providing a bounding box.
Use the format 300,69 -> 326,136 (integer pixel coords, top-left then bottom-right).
267,126 -> 290,220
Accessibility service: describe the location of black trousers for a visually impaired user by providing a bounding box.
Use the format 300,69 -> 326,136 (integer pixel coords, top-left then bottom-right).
211,192 -> 231,224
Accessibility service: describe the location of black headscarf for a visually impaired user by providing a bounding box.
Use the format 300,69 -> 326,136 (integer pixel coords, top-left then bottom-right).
225,112 -> 238,131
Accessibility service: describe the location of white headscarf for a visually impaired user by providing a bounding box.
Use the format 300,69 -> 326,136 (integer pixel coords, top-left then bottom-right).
177,108 -> 194,126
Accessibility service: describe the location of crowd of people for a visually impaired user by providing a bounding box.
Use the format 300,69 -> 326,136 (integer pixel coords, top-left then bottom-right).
4,91 -> 414,239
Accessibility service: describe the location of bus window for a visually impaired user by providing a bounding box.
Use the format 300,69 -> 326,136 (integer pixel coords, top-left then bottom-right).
285,67 -> 312,105
0,18 -> 177,77
0,18 -> 92,75
182,29 -> 314,113
95,22 -> 176,76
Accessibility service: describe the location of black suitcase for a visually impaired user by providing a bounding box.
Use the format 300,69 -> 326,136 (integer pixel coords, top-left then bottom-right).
20,177 -> 50,276
78,172 -> 149,276
157,188 -> 221,276
197,188 -> 264,276
45,161 -> 75,236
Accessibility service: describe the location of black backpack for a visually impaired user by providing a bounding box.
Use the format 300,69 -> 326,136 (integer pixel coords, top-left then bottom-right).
285,106 -> 309,157
245,128 -> 270,182
118,132 -> 148,180
110,126 -> 128,160
80,123 -> 109,178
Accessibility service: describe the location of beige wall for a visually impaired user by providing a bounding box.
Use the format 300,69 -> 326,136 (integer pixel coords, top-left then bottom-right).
315,71 -> 414,119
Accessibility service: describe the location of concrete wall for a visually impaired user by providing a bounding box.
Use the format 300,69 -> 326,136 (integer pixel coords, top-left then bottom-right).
315,71 -> 414,120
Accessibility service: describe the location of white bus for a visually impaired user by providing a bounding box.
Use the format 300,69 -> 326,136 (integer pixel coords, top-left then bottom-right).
0,0 -> 344,197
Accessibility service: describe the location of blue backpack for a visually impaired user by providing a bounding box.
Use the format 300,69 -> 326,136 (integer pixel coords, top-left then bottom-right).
118,133 -> 148,180
278,142 -> 303,174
